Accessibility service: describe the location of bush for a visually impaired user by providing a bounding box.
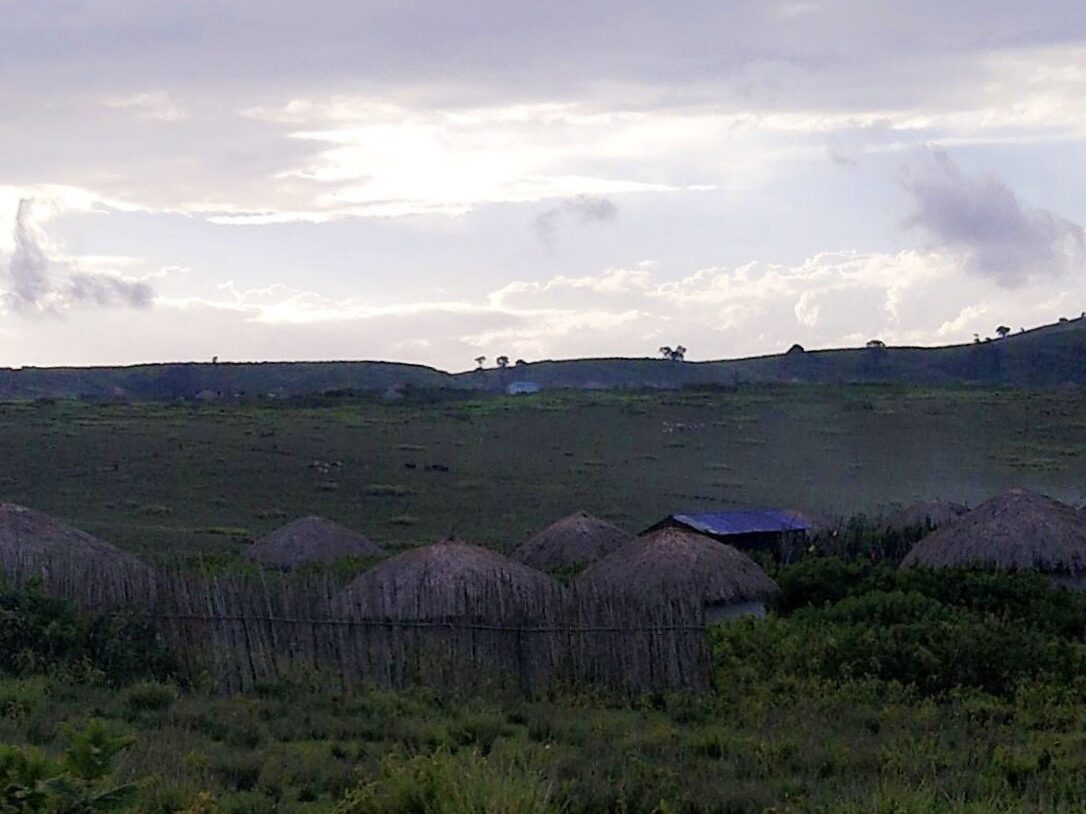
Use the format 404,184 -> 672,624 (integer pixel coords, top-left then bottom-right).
0,584 -> 176,686
0,718 -> 140,813
122,681 -> 179,715
335,750 -> 553,814
717,563 -> 1086,698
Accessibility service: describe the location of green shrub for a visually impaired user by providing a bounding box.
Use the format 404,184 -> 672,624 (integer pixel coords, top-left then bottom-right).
0,584 -> 176,686
0,718 -> 140,813
335,749 -> 553,814
122,681 -> 179,715
718,565 -> 1086,698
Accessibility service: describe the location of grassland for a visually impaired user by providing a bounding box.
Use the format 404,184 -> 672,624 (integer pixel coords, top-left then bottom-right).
5,386 -> 1086,811
1,386 -> 1085,559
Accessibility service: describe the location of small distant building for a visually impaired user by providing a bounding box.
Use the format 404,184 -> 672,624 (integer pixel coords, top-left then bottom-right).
644,510 -> 811,562
505,381 -> 541,395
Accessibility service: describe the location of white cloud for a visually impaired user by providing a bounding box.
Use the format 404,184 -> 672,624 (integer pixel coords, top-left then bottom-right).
104,91 -> 187,122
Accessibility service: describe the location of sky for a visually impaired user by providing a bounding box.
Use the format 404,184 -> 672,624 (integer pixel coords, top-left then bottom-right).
1,1 -> 1085,371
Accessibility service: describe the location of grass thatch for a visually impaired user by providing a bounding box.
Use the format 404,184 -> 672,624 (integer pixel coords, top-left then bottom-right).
510,511 -> 632,572
0,502 -> 143,568
577,526 -> 779,607
884,499 -> 969,533
337,538 -> 558,623
243,516 -> 383,569
0,502 -> 150,605
900,489 -> 1086,574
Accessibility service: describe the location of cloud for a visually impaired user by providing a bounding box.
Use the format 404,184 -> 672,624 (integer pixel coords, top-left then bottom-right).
902,148 -> 1086,286
7,245 -> 1084,369
533,195 -> 618,249
1,200 -> 156,315
7,200 -> 50,307
104,91 -> 186,122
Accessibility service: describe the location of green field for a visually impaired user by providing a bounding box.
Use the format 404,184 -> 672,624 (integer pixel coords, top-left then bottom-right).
6,387 -> 1086,812
1,386 -> 1085,559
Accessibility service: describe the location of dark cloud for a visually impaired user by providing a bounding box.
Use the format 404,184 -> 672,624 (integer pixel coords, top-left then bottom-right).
534,195 -> 618,250
902,148 -> 1086,286
3,200 -> 155,314
7,200 -> 50,307
65,273 -> 154,308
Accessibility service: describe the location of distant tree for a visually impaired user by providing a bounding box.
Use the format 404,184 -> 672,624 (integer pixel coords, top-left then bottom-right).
515,359 -> 527,366
673,345 -> 687,362
474,356 -> 486,369
659,346 -> 673,359
786,343 -> 805,355
996,325 -> 1011,339
212,356 -> 219,365
865,339 -> 886,349
973,333 -> 981,343
496,355 -> 509,369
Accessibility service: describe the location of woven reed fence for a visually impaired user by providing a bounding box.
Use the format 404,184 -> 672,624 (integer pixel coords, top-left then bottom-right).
1,555 -> 712,695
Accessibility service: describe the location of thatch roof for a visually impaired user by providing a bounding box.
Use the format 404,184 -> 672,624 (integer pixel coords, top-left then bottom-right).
0,502 -> 141,567
337,538 -> 557,622
0,502 -> 150,604
884,499 -> 968,533
577,527 -> 779,606
511,511 -> 632,571
244,516 -> 383,568
900,489 -> 1086,574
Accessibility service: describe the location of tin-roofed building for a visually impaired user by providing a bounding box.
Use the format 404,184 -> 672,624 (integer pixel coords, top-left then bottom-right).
643,510 -> 811,562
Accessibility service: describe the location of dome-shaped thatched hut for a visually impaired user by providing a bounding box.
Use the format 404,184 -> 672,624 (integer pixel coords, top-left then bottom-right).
511,511 -> 632,572
884,499 -> 968,535
0,502 -> 149,605
900,489 -> 1086,587
577,527 -> 779,621
337,538 -> 557,623
244,516 -> 383,569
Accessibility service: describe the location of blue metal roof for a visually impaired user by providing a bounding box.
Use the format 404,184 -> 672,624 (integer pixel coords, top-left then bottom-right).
669,510 -> 809,536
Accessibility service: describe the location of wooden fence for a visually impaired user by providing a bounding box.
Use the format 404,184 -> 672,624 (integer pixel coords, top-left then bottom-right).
2,555 -> 712,695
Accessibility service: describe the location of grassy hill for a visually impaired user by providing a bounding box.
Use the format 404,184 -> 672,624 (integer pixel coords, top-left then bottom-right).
3,317 -> 1085,400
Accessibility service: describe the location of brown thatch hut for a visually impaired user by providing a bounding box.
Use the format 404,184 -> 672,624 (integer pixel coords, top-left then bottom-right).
0,502 -> 149,605
337,538 -> 557,623
244,516 -> 383,569
884,499 -> 968,534
900,489 -> 1086,587
577,527 -> 779,622
511,511 -> 632,572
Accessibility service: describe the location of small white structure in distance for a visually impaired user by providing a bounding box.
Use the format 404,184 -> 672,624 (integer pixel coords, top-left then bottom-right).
505,381 -> 542,395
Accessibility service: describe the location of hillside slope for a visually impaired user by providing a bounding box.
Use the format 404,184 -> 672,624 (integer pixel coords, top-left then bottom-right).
2,317 -> 1084,400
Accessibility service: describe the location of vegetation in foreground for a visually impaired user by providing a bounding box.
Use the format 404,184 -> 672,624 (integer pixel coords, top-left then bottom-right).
4,563 -> 1086,812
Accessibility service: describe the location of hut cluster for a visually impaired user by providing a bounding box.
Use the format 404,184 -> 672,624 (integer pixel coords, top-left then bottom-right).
4,487 -> 1086,632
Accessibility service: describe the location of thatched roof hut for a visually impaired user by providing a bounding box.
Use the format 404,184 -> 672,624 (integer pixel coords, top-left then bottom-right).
900,489 -> 1086,582
577,527 -> 779,621
884,499 -> 968,534
511,511 -> 632,572
244,516 -> 383,568
338,538 -> 557,622
0,502 -> 149,605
